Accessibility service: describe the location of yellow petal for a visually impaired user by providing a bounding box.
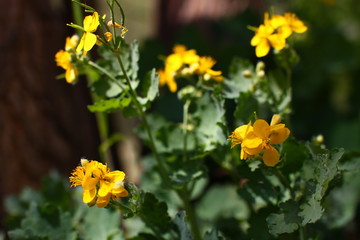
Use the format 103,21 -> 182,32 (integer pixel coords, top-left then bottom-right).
183,50 -> 200,65
65,66 -> 78,84
253,119 -> 270,140
250,34 -> 260,46
76,34 -> 85,53
82,175 -> 98,190
83,32 -> 97,52
268,34 -> 286,50
255,39 -> 270,57
98,180 -> 113,197
65,35 -> 79,50
263,146 -> 279,166
270,15 -> 287,28
277,26 -> 292,39
158,69 -> 166,86
55,50 -> 71,70
109,170 -> 126,182
105,32 -> 113,42
242,132 -> 263,155
83,188 -> 97,204
165,74 -> 177,92
173,44 -> 187,53
96,194 -> 111,208
270,114 -> 281,126
269,127 -> 290,144
240,148 -> 249,160
166,54 -> 183,71
83,12 -> 99,32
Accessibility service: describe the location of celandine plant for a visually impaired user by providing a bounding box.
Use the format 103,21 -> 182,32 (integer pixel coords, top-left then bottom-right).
6,1 -> 360,240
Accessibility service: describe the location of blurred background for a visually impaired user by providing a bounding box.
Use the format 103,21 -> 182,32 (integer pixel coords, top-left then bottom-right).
1,0 -> 360,232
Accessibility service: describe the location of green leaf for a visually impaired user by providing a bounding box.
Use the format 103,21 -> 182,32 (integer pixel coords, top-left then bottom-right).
139,192 -> 173,235
174,211 -> 193,240
193,92 -> 227,152
267,69 -> 291,115
247,207 -> 274,240
233,92 -> 258,124
197,184 -> 249,221
298,147 -> 344,225
266,200 -> 301,236
137,114 -> 195,154
130,40 -> 140,81
169,160 -> 206,188
237,165 -> 279,209
222,57 -> 255,99
87,97 -> 131,113
89,75 -> 124,98
82,207 -> 122,240
137,69 -> 160,107
299,196 -> 324,225
8,203 -> 77,240
322,171 -> 360,228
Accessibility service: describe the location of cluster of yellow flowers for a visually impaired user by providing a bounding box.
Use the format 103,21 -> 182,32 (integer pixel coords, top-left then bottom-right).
55,12 -> 100,83
69,159 -> 128,208
229,115 -> 290,166
158,45 -> 224,93
55,11 -> 127,84
250,12 -> 307,57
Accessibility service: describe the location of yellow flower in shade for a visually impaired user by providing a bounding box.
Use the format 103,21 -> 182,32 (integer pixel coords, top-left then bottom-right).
55,35 -> 79,84
229,115 -> 290,166
69,159 -> 128,208
283,13 -> 308,34
65,35 -> 79,51
76,12 -> 100,55
158,69 -> 177,92
158,44 -> 224,92
195,57 -> 224,82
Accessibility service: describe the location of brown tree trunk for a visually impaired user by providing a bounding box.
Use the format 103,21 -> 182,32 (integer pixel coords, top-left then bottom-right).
0,0 -> 99,226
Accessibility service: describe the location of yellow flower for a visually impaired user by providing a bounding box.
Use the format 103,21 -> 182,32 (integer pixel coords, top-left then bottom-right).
76,12 -> 100,55
195,57 -> 224,82
69,159 -> 128,208
250,22 -> 286,58
283,13 -> 308,34
65,35 -> 79,51
229,115 -> 290,166
250,12 -> 307,57
55,49 -> 78,84
158,44 -> 223,92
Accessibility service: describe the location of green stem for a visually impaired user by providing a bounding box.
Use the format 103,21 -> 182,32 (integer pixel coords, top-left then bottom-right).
178,189 -> 202,240
182,100 -> 191,162
299,225 -> 306,240
114,54 -> 170,183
